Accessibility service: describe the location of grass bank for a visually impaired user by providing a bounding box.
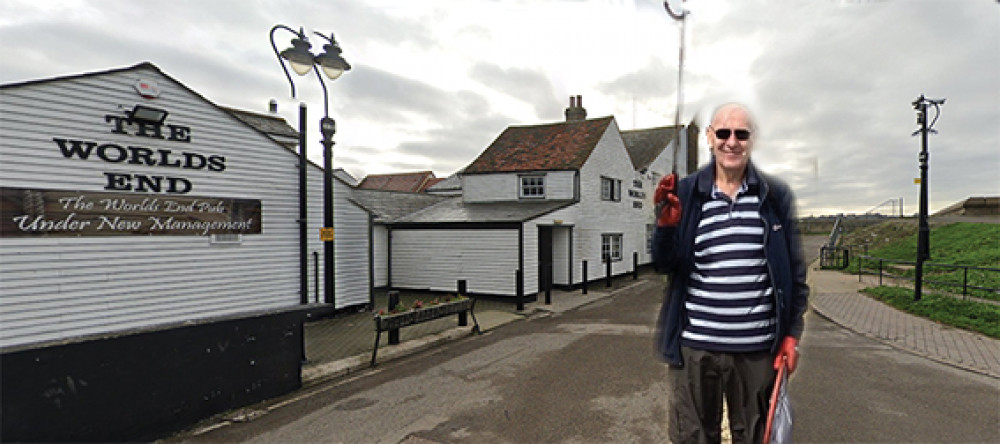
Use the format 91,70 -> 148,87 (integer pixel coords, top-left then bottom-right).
843,222 -> 1000,338
844,222 -> 1000,302
861,286 -> 1000,339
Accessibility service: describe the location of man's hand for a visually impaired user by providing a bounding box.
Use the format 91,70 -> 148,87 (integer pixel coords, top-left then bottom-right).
774,337 -> 800,374
654,173 -> 682,227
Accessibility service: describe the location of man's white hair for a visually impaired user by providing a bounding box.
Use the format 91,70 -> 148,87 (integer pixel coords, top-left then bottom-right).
710,102 -> 757,132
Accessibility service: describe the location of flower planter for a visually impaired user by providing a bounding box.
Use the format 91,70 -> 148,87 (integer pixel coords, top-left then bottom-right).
374,298 -> 474,331
371,297 -> 478,366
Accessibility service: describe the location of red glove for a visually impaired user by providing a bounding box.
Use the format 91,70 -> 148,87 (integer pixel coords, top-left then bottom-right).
654,173 -> 682,227
774,336 -> 800,374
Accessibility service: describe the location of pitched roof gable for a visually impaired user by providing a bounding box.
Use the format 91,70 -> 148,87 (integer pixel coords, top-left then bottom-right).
222,106 -> 299,150
1,62 -> 367,189
620,125 -> 681,171
463,116 -> 615,174
358,171 -> 437,192
351,188 -> 452,222
394,198 -> 576,224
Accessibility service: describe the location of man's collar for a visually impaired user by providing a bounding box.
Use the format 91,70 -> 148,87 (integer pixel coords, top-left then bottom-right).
697,158 -> 762,195
711,180 -> 749,199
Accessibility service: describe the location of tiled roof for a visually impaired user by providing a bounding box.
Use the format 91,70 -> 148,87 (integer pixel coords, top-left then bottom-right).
222,107 -> 298,139
426,174 -> 462,194
620,126 -> 680,171
350,189 -> 453,222
394,198 -> 577,224
463,116 -> 615,174
358,171 -> 437,192
221,106 -> 300,153
423,177 -> 446,190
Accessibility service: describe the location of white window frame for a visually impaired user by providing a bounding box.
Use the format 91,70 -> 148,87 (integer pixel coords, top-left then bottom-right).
601,233 -> 623,262
519,174 -> 546,199
601,176 -> 621,201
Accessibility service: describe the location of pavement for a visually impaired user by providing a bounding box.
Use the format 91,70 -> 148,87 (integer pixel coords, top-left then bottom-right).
301,262 -> 1000,387
808,263 -> 1000,379
301,277 -> 650,386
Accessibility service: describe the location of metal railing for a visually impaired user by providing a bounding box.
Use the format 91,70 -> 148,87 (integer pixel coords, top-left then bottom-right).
856,254 -> 1000,301
827,215 -> 843,248
819,245 -> 849,269
820,243 -> 867,269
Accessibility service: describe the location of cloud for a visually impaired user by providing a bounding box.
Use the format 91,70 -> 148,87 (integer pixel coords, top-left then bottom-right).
1,0 -> 997,215
686,0 -> 1000,214
469,63 -> 560,118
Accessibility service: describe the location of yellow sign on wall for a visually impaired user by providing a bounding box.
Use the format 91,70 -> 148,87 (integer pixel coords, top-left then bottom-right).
319,227 -> 334,242
914,178 -> 921,184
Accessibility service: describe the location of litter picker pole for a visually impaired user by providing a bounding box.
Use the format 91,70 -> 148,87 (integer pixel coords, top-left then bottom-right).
664,0 -> 687,174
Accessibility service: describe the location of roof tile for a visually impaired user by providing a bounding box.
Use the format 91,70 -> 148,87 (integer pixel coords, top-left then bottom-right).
463,116 -> 614,174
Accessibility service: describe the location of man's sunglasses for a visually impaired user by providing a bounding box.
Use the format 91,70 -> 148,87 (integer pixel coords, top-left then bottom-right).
713,128 -> 752,141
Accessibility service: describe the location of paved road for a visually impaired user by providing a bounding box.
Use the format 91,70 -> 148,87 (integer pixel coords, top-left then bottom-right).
794,310 -> 999,442
170,240 -> 999,443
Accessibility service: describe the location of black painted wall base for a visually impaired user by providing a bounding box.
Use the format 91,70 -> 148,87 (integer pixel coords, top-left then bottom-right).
1,307 -> 308,442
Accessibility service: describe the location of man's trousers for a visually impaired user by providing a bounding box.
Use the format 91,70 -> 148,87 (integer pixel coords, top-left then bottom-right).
668,346 -> 776,444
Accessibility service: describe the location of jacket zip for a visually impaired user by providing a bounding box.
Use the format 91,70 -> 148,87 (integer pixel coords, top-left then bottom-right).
759,184 -> 782,353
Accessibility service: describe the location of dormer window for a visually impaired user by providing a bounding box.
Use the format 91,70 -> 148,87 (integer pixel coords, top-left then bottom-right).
520,175 -> 545,199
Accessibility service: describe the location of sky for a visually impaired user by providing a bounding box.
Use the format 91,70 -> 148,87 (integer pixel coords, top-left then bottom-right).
1,0 -> 997,216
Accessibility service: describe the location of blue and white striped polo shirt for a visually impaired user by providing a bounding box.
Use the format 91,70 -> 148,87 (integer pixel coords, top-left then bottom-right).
680,182 -> 776,353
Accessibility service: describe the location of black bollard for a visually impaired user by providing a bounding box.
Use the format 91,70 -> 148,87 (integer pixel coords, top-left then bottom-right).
633,252 -> 638,280
457,280 -> 468,326
300,322 -> 308,364
605,255 -> 612,288
544,263 -> 551,305
313,251 -> 320,303
516,269 -> 524,311
582,260 -> 588,294
387,290 -> 400,345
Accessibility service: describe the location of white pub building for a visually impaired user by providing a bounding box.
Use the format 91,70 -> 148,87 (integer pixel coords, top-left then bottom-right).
1,63 -> 697,441
0,63 -> 372,442
378,95 -> 698,302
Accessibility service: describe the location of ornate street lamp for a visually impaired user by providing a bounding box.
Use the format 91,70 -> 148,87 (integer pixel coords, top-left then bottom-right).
911,94 -> 944,302
270,24 -> 351,306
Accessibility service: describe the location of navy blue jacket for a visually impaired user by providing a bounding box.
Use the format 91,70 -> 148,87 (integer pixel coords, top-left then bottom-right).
653,161 -> 809,367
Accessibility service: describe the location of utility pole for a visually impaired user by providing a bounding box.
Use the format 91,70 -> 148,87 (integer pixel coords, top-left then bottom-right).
911,95 -> 944,301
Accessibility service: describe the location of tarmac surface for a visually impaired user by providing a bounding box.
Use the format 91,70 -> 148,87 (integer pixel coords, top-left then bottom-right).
168,235 -> 1000,442
301,235 -> 999,384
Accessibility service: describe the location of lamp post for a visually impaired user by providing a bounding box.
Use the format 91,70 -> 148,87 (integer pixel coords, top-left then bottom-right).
911,94 -> 944,302
270,24 -> 351,306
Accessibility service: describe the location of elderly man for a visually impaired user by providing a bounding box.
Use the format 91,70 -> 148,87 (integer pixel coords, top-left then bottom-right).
652,103 -> 809,443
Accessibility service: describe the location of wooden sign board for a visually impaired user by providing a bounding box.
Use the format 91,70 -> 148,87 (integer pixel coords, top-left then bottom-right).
1,187 -> 262,238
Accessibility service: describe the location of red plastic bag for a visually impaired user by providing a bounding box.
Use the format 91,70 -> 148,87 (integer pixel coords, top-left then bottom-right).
764,359 -> 793,443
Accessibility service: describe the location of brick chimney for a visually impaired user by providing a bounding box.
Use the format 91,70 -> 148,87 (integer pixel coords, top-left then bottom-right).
564,95 -> 587,121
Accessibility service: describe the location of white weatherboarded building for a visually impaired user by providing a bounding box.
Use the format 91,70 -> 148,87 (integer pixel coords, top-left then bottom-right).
225,106 -> 372,308
0,62 -> 370,442
380,96 -> 697,299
